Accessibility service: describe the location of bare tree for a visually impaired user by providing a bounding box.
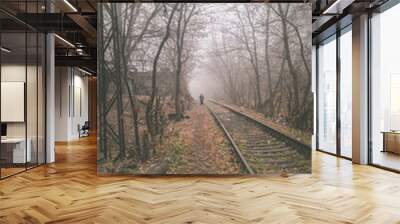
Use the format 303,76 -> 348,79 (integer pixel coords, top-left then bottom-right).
208,3 -> 311,130
173,4 -> 197,120
146,4 -> 178,138
234,5 -> 262,110
98,3 -> 312,173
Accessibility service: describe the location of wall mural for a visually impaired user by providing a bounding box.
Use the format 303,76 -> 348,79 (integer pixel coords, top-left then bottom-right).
98,3 -> 312,175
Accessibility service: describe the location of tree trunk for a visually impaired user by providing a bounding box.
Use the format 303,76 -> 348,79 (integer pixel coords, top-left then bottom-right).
121,5 -> 160,158
174,4 -> 184,121
146,4 -> 178,137
98,4 -> 108,161
111,4 -> 126,161
279,4 -> 300,118
174,4 -> 196,120
264,6 -> 274,116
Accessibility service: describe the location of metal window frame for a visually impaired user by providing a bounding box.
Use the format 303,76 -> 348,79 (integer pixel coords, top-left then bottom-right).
315,0 -> 400,172
315,22 -> 353,161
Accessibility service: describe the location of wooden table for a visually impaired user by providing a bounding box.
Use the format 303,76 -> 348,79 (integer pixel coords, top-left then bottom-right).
1,138 -> 31,164
382,131 -> 400,154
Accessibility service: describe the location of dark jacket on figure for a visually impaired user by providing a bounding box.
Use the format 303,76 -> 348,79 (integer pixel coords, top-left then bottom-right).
199,94 -> 204,104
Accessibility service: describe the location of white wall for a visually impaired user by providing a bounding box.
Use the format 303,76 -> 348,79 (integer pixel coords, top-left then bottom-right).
55,66 -> 70,141
55,67 -> 89,141
1,65 -> 42,137
1,65 -> 26,138
72,72 -> 89,138
1,63 -> 46,164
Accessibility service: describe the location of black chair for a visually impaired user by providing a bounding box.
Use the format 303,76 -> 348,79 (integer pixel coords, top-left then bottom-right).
79,121 -> 90,138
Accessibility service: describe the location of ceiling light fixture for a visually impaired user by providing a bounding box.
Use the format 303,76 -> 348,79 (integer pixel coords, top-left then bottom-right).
54,34 -> 75,48
76,49 -> 85,55
322,0 -> 355,15
78,67 -> 93,76
63,0 -> 78,12
1,47 -> 11,53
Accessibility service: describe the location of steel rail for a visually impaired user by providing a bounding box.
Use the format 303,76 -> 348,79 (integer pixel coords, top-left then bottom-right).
209,100 -> 311,161
206,104 -> 255,174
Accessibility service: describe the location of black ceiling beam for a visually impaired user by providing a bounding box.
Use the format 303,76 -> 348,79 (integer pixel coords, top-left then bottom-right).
81,12 -> 97,28
67,13 -> 96,45
0,18 -> 27,31
86,0 -> 97,12
311,0 -> 390,41
103,0 -> 306,1
14,13 -> 87,32
312,14 -> 352,44
0,8 -> 38,31
79,66 -> 97,75
55,47 -> 96,57
55,55 -> 97,70
312,15 -> 336,38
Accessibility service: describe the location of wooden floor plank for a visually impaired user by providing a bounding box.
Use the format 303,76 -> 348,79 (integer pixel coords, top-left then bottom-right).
0,135 -> 400,223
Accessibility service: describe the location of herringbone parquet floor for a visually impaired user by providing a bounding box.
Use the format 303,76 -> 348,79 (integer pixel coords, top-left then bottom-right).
1,135 -> 400,224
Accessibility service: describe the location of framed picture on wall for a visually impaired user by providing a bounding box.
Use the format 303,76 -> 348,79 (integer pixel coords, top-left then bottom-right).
97,3 -> 312,175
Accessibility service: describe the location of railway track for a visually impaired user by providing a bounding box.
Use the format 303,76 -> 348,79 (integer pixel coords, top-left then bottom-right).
207,101 -> 311,175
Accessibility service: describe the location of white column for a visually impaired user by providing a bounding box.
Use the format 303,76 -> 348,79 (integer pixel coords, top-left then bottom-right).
46,32 -> 55,163
352,14 -> 369,164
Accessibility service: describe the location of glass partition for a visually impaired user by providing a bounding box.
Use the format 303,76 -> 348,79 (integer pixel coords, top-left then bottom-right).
38,32 -> 45,165
1,31 -> 28,177
0,1 -> 46,179
27,31 -> 38,169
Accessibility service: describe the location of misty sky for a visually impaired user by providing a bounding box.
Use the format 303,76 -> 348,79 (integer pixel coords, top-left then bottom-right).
185,3 -> 310,101
188,4 -> 236,100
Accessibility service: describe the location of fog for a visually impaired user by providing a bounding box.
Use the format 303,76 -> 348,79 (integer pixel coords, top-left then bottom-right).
187,4 -> 235,101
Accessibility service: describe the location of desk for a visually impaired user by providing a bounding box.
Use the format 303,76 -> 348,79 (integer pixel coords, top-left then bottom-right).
382,131 -> 400,154
1,138 -> 31,163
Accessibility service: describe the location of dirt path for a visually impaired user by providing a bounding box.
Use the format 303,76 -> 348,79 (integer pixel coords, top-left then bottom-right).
167,103 -> 242,174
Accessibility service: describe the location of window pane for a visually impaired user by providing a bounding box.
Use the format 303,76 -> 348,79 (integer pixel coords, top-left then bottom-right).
371,3 -> 400,171
318,36 -> 337,154
340,28 -> 352,158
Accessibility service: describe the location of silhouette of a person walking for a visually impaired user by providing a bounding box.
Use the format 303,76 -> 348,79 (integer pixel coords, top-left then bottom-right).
199,94 -> 204,105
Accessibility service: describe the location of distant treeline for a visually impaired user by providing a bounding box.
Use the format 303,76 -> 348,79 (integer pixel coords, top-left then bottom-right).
207,4 -> 312,132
